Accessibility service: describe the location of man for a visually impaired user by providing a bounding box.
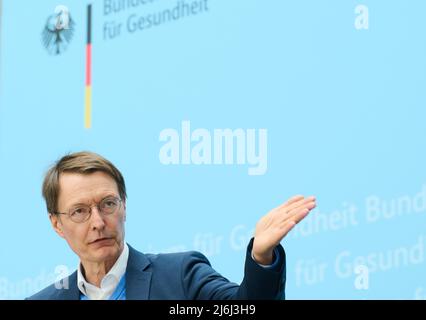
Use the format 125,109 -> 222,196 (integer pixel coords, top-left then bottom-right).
28,151 -> 316,300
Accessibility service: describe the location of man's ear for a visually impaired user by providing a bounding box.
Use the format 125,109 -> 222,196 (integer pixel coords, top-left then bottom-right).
122,200 -> 127,221
49,213 -> 65,238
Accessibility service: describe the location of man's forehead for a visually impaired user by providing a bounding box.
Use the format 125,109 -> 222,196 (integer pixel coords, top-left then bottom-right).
58,171 -> 119,204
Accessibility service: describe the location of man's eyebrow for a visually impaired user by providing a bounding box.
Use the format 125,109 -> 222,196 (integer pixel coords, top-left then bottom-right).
102,194 -> 118,198
68,194 -> 118,207
68,201 -> 90,208
101,193 -> 119,200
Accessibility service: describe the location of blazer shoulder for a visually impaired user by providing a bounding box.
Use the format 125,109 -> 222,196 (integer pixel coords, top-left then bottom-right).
26,271 -> 79,300
145,250 -> 211,269
26,283 -> 60,300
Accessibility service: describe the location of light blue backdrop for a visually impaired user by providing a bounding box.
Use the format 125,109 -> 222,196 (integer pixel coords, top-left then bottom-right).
0,0 -> 425,299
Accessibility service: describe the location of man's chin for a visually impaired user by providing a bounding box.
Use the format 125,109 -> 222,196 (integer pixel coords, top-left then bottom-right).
89,245 -> 120,262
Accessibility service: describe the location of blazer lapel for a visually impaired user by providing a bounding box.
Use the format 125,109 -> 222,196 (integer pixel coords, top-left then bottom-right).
125,245 -> 152,300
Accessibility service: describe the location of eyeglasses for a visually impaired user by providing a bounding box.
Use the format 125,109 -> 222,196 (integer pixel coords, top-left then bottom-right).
54,196 -> 122,223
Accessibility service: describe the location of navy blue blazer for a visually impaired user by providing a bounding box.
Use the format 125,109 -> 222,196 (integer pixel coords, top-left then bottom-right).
28,239 -> 286,300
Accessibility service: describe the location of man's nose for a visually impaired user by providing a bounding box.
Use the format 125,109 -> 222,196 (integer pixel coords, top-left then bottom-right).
90,206 -> 106,230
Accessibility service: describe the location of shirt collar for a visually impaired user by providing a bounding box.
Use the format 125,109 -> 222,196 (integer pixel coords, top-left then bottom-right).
77,243 -> 129,299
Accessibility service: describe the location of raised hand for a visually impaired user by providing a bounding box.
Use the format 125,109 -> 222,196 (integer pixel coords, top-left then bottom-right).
252,195 -> 317,265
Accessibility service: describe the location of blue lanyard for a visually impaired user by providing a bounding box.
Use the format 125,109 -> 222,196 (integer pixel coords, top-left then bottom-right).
109,274 -> 126,300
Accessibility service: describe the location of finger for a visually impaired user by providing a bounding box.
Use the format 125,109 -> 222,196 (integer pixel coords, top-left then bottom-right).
282,196 -> 316,214
287,195 -> 305,205
285,207 -> 311,226
280,207 -> 310,222
277,195 -> 306,211
278,206 -> 309,226
286,200 -> 316,218
276,195 -> 304,211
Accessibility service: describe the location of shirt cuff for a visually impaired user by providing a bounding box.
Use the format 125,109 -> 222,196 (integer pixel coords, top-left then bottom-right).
251,247 -> 281,269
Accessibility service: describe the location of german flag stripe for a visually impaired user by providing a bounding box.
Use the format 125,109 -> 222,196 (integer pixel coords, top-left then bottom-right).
85,4 -> 92,129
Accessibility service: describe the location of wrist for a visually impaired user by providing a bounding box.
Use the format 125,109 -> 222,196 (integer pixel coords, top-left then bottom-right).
252,250 -> 274,265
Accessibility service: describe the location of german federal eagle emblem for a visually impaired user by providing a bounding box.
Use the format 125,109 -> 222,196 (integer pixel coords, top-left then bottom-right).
42,6 -> 75,55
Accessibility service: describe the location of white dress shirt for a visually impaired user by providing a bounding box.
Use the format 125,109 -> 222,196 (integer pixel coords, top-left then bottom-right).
77,244 -> 129,300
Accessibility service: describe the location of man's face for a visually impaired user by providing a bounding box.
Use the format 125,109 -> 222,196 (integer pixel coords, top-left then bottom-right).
50,171 -> 126,264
